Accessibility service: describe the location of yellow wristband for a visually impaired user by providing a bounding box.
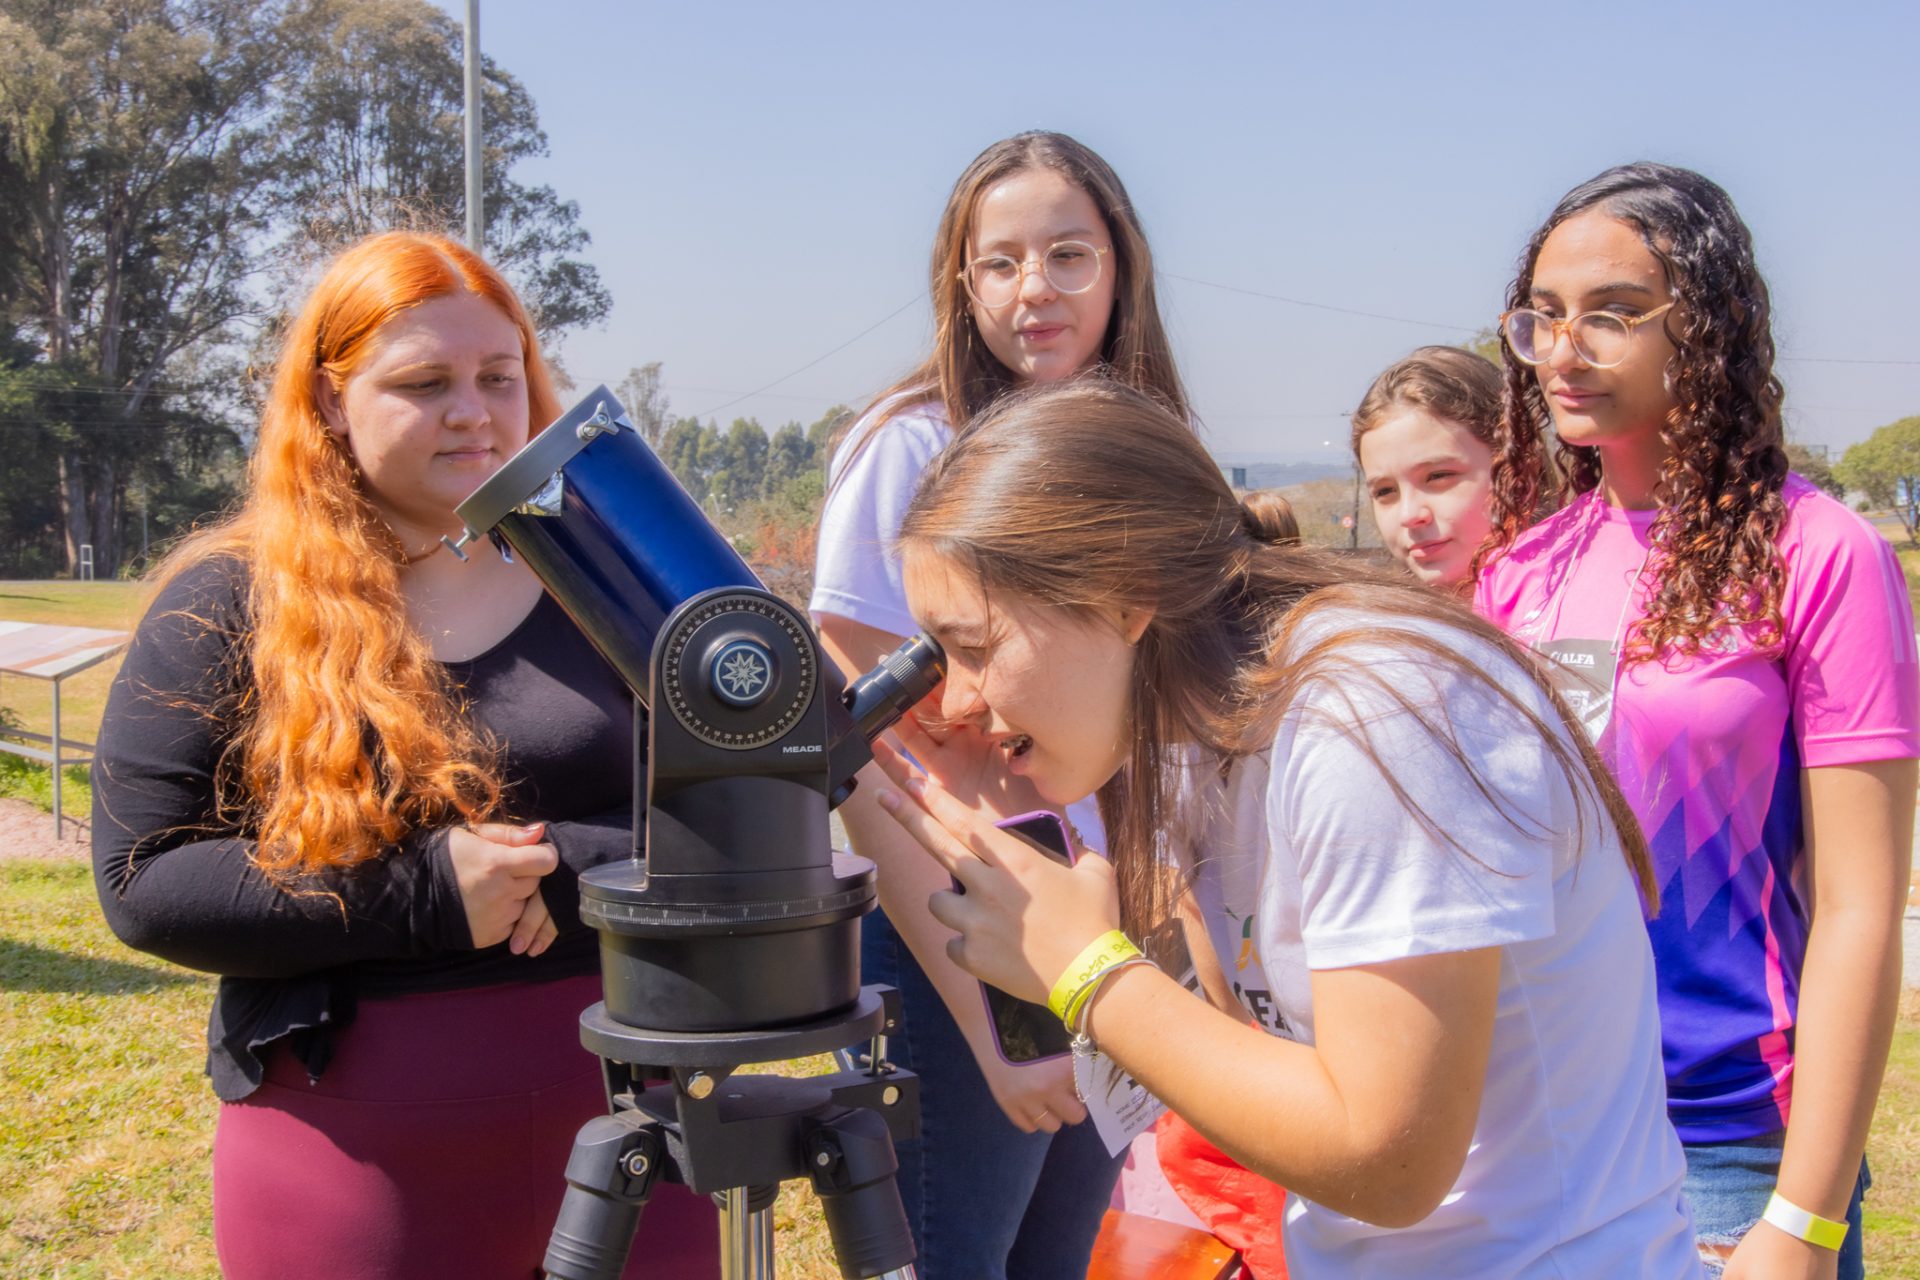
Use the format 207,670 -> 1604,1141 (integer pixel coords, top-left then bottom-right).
1047,930 -> 1141,1022
1762,1192 -> 1848,1251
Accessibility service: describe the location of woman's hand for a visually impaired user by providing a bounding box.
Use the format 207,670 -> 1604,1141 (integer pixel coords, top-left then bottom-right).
448,822 -> 558,950
871,738 -> 1121,1007
980,1053 -> 1091,1135
507,886 -> 560,958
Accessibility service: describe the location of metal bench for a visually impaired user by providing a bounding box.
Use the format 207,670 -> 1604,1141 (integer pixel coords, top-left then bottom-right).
0,621 -> 130,840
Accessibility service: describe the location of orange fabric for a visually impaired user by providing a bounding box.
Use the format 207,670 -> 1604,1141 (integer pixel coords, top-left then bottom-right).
1088,1209 -> 1238,1280
1153,1112 -> 1289,1280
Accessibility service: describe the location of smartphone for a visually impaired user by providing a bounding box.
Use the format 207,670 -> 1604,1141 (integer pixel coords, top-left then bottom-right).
968,811 -> 1078,1064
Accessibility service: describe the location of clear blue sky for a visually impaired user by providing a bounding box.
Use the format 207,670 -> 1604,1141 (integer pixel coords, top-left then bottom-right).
439,0 -> 1918,463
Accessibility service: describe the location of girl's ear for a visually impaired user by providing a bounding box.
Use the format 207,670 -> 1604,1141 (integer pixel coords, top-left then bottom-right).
314,371 -> 348,437
1120,605 -> 1155,646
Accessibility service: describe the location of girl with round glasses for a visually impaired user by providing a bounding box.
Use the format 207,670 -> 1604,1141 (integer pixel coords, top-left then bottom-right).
870,378 -> 1701,1277
810,130 -> 1190,1278
1476,162 -> 1918,1279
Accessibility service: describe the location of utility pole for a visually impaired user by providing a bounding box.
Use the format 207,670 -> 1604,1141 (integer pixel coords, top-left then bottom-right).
463,0 -> 483,249
1349,460 -> 1361,550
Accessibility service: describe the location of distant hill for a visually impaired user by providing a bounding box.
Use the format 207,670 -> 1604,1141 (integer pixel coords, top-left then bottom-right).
1215,459 -> 1353,491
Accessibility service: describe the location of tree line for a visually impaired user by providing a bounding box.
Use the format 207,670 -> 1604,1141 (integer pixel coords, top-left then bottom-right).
611,363 -> 850,604
0,0 -> 609,578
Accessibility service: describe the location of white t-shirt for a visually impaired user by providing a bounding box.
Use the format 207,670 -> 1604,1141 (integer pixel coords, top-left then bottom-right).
1189,609 -> 1700,1278
811,399 -> 1106,845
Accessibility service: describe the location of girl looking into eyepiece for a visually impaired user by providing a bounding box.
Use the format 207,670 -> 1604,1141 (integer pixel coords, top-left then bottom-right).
1476,162 -> 1918,1280
1352,345 -> 1502,595
810,131 -> 1190,1278
874,378 -> 1702,1277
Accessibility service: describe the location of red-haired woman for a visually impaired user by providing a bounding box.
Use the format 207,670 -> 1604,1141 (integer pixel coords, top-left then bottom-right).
91,232 -> 717,1279
1476,164 -> 1918,1279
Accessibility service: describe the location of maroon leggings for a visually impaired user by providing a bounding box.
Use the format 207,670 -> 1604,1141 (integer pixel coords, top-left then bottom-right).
215,974 -> 719,1279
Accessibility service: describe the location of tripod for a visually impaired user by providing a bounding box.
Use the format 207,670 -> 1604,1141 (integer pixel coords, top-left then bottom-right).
546,986 -> 918,1280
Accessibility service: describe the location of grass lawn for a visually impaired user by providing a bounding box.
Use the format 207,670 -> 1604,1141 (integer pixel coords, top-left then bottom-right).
0,581 -> 148,821
5,854 -> 1920,1276
1898,544 -> 1920,622
0,857 -> 845,1278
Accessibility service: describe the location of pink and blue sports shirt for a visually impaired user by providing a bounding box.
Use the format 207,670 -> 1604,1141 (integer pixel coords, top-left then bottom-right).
1477,475 -> 1919,1143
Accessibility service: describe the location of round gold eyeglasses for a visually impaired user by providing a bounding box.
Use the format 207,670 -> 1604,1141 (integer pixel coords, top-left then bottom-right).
1500,302 -> 1675,369
959,241 -> 1110,309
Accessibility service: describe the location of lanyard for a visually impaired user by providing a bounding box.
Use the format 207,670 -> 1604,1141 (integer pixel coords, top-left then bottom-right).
1533,492 -> 1660,743
1539,492 -> 1660,658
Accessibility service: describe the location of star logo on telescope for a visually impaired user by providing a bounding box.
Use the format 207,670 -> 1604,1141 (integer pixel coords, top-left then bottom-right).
719,649 -> 769,699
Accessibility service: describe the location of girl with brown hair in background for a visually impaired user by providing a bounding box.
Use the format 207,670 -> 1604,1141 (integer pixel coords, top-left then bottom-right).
810,130 -> 1189,1278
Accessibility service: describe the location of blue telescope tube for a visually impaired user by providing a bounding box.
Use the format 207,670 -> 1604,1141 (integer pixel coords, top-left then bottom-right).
450,387 -> 760,701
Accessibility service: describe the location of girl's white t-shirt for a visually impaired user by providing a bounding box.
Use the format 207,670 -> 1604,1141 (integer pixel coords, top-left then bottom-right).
1189,609 -> 1701,1278
812,400 -> 950,641
811,399 -> 1105,843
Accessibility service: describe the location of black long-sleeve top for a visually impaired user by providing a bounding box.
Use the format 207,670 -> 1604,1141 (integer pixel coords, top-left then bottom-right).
91,556 -> 639,1099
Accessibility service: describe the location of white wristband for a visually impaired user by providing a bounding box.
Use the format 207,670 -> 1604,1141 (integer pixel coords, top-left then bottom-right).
1761,1191 -> 1847,1251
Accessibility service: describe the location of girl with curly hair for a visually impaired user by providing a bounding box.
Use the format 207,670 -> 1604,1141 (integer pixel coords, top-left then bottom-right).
1476,163 -> 1919,1279
91,231 -> 716,1279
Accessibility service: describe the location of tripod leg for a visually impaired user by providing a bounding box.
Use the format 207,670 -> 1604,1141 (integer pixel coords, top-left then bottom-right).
717,1187 -> 777,1280
805,1107 -> 917,1279
544,1111 -> 666,1280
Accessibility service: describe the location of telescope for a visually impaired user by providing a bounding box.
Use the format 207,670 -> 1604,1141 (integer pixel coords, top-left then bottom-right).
447,388 -> 944,1280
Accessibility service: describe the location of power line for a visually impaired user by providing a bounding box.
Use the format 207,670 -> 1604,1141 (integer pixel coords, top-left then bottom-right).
691,293 -> 925,419
1778,355 -> 1920,367
1161,272 -> 1481,333
1163,272 -> 1920,366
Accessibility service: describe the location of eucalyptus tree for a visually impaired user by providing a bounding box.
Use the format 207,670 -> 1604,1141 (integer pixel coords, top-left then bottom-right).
0,0 -> 294,575
275,0 -> 610,350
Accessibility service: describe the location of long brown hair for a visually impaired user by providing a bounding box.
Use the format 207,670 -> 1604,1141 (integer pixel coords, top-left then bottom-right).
847,132 -> 1188,458
151,231 -> 561,879
1483,163 -> 1789,661
899,380 -> 1656,936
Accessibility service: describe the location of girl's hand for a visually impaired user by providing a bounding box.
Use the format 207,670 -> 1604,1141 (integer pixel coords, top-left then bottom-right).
449,822 -> 557,949
871,738 -> 1121,1007
1716,1222 -> 1841,1280
890,710 -> 1053,824
979,1053 -> 1091,1135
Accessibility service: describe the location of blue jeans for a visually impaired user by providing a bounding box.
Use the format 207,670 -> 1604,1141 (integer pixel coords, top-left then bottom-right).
856,907 -> 1124,1280
1683,1132 -> 1868,1280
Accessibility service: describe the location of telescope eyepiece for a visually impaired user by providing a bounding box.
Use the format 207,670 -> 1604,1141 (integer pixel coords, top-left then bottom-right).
844,634 -> 946,743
